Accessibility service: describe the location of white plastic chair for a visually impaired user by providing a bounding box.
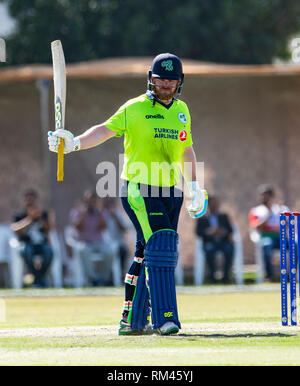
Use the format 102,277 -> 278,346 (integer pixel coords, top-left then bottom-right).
0,224 -> 14,287
249,228 -> 280,283
175,241 -> 184,286
194,225 -> 244,285
64,226 -> 86,287
0,224 -> 29,288
48,230 -> 63,288
64,226 -> 122,287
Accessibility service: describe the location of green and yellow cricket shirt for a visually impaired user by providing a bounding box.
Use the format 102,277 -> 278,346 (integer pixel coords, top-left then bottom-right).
103,92 -> 193,187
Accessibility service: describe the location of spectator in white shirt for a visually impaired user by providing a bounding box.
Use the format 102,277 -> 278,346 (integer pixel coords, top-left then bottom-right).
248,184 -> 288,281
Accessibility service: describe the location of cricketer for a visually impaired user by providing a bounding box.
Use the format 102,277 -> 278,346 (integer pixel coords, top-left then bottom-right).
48,53 -> 208,335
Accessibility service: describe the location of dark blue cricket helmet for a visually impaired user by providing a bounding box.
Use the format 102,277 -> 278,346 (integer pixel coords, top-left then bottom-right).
147,53 -> 184,98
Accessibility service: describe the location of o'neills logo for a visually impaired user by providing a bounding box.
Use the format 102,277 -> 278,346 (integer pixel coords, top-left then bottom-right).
179,130 -> 187,141
145,114 -> 165,119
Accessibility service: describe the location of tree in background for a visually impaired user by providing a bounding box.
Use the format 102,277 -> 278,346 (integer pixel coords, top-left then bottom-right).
1,0 -> 300,65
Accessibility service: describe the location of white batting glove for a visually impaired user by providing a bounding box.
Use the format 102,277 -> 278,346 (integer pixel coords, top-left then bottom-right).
187,181 -> 208,219
48,129 -> 81,154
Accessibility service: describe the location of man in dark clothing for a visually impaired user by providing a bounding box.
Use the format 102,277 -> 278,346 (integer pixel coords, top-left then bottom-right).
196,195 -> 234,283
11,190 -> 54,287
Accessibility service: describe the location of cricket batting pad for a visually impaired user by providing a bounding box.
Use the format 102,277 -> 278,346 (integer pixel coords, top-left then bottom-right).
130,261 -> 151,331
144,229 -> 181,330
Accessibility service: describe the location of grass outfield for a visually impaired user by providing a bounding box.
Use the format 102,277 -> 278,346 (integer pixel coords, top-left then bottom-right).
0,285 -> 300,365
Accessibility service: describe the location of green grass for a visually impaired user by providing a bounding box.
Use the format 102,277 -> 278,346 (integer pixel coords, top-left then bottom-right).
0,287 -> 299,365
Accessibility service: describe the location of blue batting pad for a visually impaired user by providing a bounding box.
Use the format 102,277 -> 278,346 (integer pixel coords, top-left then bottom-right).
130,261 -> 151,331
144,229 -> 181,330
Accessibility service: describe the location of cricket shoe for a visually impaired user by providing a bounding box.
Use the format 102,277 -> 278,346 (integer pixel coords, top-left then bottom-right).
156,321 -> 179,336
118,319 -> 153,336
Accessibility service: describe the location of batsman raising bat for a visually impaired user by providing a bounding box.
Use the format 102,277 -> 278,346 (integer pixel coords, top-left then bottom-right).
48,53 -> 208,335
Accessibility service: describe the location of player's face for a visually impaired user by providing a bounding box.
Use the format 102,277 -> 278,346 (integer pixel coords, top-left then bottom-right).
152,78 -> 180,101
261,192 -> 274,205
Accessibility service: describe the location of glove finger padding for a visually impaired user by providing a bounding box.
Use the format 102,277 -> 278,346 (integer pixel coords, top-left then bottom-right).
48,131 -> 60,153
48,129 -> 75,154
53,128 -> 74,140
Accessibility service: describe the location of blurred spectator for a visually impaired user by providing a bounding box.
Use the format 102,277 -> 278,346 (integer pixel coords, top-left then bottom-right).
249,184 -> 288,282
196,195 -> 234,284
11,189 -> 54,287
102,197 -> 131,276
69,190 -> 115,286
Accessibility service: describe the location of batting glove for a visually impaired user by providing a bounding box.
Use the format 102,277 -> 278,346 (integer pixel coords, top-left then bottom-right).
48,129 -> 81,154
187,181 -> 208,219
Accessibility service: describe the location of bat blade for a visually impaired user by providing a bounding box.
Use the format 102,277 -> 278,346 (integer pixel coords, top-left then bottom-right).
51,40 -> 66,182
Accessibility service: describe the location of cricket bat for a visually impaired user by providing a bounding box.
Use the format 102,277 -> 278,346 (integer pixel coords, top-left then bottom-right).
51,40 -> 66,182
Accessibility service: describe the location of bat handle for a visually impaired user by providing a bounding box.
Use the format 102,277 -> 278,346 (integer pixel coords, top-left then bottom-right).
57,139 -> 64,182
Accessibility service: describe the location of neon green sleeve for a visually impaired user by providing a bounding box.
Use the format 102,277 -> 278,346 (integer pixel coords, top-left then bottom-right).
103,103 -> 127,138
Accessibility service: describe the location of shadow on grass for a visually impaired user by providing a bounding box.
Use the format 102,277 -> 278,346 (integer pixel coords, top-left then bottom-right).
177,332 -> 296,339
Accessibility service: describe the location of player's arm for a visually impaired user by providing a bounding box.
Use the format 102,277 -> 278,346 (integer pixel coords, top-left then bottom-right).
181,145 -> 208,219
11,216 -> 33,235
48,124 -> 117,154
256,215 -> 271,231
77,124 -> 117,150
248,208 -> 271,231
11,206 -> 41,235
181,145 -> 197,182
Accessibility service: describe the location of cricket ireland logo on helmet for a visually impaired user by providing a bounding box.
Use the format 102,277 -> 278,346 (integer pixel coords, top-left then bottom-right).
148,53 -> 184,98
161,60 -> 174,71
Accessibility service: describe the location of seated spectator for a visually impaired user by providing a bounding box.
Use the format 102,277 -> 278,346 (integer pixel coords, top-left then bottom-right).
11,189 -> 54,288
102,197 -> 131,277
69,190 -> 115,286
196,195 -> 234,284
248,184 -> 288,282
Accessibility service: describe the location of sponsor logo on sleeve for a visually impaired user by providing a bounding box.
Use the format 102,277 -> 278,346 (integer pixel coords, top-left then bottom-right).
179,130 -> 187,141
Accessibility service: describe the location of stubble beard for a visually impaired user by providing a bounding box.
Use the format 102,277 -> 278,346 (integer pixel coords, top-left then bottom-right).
155,86 -> 175,104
